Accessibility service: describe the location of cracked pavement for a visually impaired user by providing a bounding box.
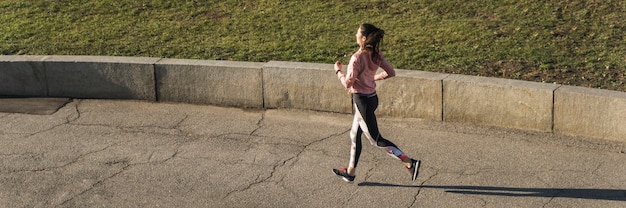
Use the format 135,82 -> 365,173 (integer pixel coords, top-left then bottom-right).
1,99 -> 625,207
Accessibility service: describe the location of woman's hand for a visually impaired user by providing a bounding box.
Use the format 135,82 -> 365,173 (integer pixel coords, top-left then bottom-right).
334,61 -> 343,74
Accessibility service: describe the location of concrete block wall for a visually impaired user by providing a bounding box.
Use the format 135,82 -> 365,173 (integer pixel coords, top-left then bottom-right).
43,56 -> 160,100
376,70 -> 447,120
0,56 -> 48,97
1,55 -> 625,142
263,61 -> 351,113
443,75 -> 559,132
554,86 -> 626,142
155,59 -> 264,108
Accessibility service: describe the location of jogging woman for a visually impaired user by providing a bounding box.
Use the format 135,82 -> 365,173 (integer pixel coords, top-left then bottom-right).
332,23 -> 421,183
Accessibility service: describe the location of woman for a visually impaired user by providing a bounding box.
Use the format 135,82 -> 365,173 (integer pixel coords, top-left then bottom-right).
332,23 -> 421,183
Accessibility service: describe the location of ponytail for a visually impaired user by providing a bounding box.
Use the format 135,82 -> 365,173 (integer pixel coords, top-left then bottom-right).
360,24 -> 385,64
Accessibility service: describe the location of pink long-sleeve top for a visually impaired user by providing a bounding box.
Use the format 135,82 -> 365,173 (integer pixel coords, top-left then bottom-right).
337,49 -> 395,94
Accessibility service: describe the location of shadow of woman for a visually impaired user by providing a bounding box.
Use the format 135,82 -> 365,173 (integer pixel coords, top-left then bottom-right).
358,182 -> 626,201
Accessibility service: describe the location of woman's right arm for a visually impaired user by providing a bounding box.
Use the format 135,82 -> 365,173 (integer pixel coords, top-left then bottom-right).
338,55 -> 359,89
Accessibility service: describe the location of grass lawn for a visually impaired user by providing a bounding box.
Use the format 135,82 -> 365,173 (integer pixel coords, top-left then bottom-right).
1,0 -> 625,91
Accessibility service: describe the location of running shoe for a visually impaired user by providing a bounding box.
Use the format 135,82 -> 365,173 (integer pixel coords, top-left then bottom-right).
332,167 -> 355,183
406,159 -> 421,181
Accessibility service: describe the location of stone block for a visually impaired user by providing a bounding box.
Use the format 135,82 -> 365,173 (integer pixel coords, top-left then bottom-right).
554,86 -> 626,142
155,59 -> 264,108
44,56 -> 159,100
0,55 -> 49,97
444,74 -> 559,132
263,61 -> 351,113
376,70 -> 447,120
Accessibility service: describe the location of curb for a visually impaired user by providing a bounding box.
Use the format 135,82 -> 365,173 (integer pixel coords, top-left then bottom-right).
1,55 -> 624,142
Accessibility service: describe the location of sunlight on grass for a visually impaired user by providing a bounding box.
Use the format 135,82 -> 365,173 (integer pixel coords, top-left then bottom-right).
1,0 -> 625,91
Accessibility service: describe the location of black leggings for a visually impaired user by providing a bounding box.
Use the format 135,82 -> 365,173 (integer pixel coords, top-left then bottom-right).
348,93 -> 407,168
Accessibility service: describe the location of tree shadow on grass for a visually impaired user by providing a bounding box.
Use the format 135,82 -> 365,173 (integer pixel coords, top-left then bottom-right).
358,182 -> 626,201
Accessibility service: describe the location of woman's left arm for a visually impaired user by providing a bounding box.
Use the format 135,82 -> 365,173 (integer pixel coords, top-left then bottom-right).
374,56 -> 395,81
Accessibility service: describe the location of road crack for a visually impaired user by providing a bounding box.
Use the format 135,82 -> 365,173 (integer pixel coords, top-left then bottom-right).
249,110 -> 266,136
223,128 -> 349,199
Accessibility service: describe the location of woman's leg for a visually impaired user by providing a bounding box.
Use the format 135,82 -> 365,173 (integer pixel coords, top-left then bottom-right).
353,94 -> 412,164
337,93 -> 421,181
346,113 -> 362,176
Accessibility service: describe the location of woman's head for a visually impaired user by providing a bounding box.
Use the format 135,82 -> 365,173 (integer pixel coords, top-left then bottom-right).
356,23 -> 384,51
356,23 -> 384,62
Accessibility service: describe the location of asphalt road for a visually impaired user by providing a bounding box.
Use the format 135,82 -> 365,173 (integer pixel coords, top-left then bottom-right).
1,99 -> 625,207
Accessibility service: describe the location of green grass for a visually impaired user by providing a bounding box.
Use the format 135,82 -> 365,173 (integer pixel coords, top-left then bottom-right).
2,0 -> 625,91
